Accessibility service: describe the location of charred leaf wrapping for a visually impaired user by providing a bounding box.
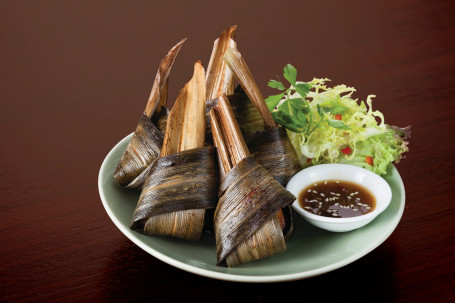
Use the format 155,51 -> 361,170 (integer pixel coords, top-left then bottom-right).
247,127 -> 301,186
114,113 -> 165,187
205,25 -> 237,100
281,204 -> 294,240
215,156 -> 295,266
114,38 -> 184,188
207,92 -> 300,186
131,146 -> 218,231
151,107 -> 169,134
124,110 -> 169,190
205,90 -> 265,144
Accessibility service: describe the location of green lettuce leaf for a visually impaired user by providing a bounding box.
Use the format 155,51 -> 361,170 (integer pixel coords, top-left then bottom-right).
283,78 -> 410,175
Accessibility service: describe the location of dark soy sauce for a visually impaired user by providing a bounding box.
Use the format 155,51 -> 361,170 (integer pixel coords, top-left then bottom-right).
298,180 -> 376,218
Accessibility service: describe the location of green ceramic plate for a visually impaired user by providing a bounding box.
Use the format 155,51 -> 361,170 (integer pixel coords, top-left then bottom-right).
98,133 -> 405,282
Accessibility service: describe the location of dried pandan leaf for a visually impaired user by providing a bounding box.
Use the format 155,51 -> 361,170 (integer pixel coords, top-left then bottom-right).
114,114 -> 165,187
131,62 -> 216,241
224,47 -> 301,185
114,39 -> 186,187
211,96 -> 295,267
224,47 -> 276,129
215,156 -> 295,267
130,147 -> 218,234
206,87 -> 265,144
248,127 -> 301,185
206,25 -> 237,100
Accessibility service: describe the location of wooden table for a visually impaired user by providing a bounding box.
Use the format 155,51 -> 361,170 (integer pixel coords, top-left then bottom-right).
1,0 -> 454,301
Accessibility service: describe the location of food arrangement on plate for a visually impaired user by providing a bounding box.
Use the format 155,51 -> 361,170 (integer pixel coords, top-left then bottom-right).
110,25 -> 410,268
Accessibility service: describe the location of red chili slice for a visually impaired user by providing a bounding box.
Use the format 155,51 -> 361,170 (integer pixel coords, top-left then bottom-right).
365,156 -> 373,165
341,146 -> 352,155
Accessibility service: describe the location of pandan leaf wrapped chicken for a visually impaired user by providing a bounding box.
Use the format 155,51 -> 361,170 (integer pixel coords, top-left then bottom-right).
114,39 -> 186,188
204,25 -> 257,145
130,62 -> 218,241
223,47 -> 301,185
210,95 -> 295,267
203,26 -> 272,147
119,26 -> 246,189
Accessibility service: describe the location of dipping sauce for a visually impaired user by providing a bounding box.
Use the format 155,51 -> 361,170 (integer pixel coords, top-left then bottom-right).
298,180 -> 376,218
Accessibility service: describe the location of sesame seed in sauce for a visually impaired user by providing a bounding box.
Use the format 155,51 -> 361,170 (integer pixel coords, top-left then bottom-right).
298,180 -> 375,218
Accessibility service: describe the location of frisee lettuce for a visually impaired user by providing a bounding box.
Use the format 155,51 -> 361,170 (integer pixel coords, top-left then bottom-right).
267,65 -> 410,175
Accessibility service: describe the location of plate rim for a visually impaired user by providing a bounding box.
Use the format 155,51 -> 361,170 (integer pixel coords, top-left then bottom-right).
98,133 -> 406,283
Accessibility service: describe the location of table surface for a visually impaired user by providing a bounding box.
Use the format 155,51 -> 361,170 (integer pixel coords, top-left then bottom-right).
1,0 -> 454,301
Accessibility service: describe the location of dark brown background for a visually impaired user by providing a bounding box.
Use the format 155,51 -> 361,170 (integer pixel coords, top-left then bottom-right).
1,0 -> 454,302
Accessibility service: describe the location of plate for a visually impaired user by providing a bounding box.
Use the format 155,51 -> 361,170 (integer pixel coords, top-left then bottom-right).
98,133 -> 405,282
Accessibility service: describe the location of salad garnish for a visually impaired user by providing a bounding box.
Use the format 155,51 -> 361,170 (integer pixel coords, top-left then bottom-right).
266,64 -> 410,175
266,64 -> 350,136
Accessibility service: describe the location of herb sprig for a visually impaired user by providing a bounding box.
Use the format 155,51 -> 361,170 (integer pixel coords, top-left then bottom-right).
265,64 -> 349,137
